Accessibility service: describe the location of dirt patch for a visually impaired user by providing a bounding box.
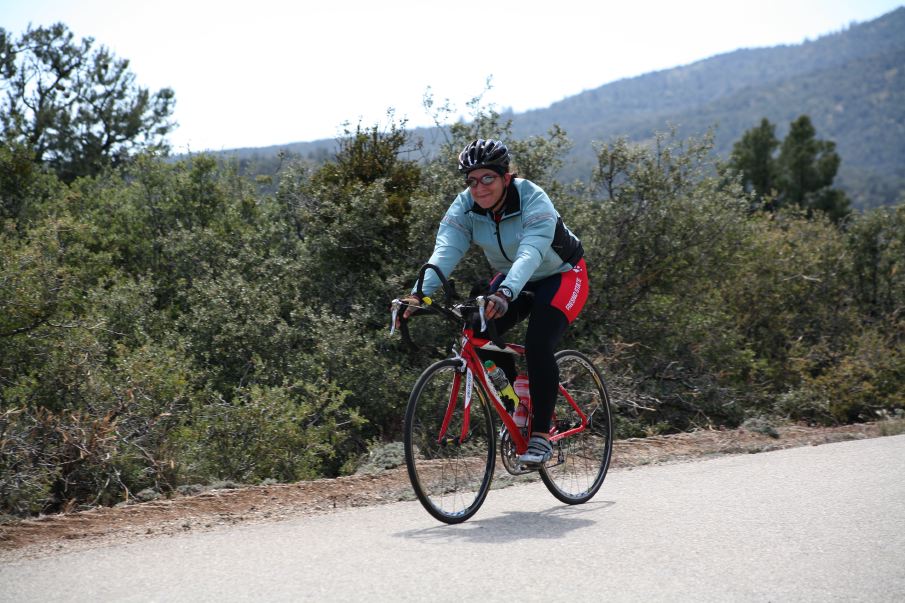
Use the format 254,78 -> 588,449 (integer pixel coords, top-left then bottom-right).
0,422 -> 894,562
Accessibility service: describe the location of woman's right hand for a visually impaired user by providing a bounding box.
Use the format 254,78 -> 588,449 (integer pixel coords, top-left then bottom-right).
395,294 -> 422,327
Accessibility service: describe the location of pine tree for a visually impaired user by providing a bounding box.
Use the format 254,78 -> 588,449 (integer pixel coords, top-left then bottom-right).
0,23 -> 176,182
729,118 -> 779,209
730,115 -> 850,221
777,115 -> 850,221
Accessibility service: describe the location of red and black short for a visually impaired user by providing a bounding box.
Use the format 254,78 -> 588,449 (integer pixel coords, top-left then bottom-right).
545,258 -> 589,323
490,258 -> 589,324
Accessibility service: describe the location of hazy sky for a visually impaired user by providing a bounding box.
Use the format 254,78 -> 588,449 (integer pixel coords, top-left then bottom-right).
3,0 -> 902,152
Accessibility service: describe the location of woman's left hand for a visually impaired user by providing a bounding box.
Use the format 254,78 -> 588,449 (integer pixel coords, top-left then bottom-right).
485,292 -> 509,319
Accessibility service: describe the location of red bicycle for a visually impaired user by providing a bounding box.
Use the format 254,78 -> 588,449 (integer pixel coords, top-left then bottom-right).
392,264 -> 614,524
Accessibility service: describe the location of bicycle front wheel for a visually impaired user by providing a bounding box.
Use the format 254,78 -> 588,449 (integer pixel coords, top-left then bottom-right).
404,358 -> 496,524
540,350 -> 614,504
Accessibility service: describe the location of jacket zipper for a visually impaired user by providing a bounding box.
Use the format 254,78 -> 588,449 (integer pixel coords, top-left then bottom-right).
493,213 -> 513,262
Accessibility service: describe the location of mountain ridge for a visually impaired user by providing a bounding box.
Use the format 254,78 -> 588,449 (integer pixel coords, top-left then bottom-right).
221,7 -> 905,208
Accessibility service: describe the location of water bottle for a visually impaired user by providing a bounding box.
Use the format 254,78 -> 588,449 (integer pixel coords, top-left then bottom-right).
484,360 -> 518,413
513,374 -> 531,428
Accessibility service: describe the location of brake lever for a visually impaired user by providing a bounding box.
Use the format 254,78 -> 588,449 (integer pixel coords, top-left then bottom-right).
390,299 -> 401,335
391,296 -> 434,335
477,296 -> 487,332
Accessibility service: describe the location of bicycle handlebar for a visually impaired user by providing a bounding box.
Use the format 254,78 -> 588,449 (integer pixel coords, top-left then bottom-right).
391,264 -> 507,350
415,263 -> 455,304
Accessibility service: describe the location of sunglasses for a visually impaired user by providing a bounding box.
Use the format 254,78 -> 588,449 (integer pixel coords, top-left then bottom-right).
465,174 -> 498,188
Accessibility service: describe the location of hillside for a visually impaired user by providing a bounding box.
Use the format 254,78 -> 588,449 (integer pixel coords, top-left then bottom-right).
509,7 -> 905,207
221,8 -> 905,209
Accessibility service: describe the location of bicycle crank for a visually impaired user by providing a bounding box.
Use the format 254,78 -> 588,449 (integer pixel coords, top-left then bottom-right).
499,429 -> 534,475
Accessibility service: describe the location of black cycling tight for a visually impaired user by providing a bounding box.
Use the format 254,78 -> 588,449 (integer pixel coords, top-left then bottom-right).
476,279 -> 571,434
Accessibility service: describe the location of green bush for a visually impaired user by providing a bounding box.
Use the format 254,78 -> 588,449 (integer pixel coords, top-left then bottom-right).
182,382 -> 362,484
0,340 -> 201,513
778,327 -> 905,424
723,210 -> 857,393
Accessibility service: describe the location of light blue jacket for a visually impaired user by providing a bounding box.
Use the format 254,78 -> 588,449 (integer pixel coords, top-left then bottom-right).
415,178 -> 583,298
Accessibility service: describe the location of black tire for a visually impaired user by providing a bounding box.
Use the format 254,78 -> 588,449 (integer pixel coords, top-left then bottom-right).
539,350 -> 614,504
404,358 -> 496,523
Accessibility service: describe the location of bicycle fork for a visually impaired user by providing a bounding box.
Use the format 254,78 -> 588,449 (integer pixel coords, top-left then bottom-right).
437,358 -> 472,447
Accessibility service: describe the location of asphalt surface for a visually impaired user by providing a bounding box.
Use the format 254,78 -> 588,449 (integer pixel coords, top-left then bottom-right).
3,434 -> 904,602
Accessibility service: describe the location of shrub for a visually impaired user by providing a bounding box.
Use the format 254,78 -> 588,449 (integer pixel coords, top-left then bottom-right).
778,327 -> 905,424
182,382 -> 362,483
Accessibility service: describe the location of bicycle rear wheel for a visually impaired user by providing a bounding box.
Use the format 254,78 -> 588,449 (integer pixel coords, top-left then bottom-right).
540,350 -> 614,504
404,358 -> 496,524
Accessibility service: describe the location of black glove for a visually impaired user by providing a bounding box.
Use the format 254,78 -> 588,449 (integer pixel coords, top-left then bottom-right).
485,292 -> 509,319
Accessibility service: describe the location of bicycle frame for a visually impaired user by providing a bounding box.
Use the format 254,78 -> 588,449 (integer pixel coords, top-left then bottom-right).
442,323 -> 590,457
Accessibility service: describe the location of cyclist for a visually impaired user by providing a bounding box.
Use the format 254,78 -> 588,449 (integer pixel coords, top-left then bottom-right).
400,138 -> 588,465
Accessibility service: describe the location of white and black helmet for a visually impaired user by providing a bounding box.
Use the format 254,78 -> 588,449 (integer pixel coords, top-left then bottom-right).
457,139 -> 510,174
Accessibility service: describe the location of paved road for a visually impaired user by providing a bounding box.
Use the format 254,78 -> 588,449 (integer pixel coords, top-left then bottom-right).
3,434 -> 905,602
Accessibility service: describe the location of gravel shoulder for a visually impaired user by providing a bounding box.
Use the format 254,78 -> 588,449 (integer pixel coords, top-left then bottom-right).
0,422 -> 897,562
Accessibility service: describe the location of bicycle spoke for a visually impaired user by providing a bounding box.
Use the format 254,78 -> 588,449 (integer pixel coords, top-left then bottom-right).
404,360 -> 495,523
